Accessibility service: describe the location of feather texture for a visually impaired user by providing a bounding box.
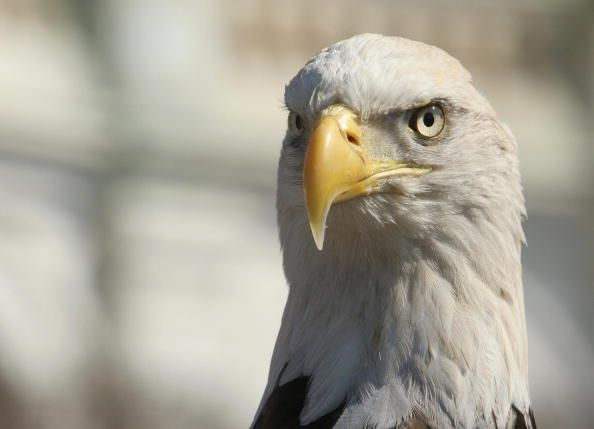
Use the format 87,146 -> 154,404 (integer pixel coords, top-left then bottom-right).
253,375 -> 344,428
252,34 -> 534,429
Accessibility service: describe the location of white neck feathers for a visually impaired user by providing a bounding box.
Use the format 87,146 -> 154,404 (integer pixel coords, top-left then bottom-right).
266,203 -> 529,428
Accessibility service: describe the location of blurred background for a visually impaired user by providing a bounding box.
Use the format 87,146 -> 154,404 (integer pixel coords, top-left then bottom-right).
0,0 -> 592,428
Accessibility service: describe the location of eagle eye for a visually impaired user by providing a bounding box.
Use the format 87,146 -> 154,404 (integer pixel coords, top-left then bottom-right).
288,112 -> 305,137
409,103 -> 445,139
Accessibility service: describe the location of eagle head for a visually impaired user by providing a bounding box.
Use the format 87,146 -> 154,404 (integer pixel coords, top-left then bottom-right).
278,34 -> 523,256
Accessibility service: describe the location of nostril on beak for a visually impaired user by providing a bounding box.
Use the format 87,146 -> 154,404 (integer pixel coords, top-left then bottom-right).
346,132 -> 360,145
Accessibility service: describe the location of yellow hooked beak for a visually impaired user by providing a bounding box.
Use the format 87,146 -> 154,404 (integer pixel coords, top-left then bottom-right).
303,105 -> 431,250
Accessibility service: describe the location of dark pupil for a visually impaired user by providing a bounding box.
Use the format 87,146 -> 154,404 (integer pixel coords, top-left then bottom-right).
295,115 -> 303,129
423,112 -> 434,127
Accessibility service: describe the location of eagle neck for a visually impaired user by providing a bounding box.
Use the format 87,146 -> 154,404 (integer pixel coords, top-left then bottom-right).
276,209 -> 528,427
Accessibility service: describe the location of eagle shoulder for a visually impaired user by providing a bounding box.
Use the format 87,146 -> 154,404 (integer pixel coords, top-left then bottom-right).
506,406 -> 537,429
253,376 -> 345,429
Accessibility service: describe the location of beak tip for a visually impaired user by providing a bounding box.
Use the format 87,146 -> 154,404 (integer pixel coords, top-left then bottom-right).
309,221 -> 326,251
314,236 -> 324,251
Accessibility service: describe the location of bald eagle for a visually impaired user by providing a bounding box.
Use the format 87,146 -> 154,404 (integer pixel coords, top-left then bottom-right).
252,34 -> 535,429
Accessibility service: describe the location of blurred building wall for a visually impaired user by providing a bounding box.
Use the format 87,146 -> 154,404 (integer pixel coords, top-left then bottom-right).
0,1 -> 592,428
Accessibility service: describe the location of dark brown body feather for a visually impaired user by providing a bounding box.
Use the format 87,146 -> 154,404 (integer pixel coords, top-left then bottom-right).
253,376 -> 343,428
